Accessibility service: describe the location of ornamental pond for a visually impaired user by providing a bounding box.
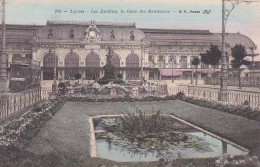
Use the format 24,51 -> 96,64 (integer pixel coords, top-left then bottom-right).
92,115 -> 248,162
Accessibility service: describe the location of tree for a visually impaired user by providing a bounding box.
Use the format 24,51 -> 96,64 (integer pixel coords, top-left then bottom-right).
201,44 -> 222,76
74,73 -> 82,83
103,63 -> 116,80
231,44 -> 250,89
192,57 -> 200,85
200,44 -> 222,86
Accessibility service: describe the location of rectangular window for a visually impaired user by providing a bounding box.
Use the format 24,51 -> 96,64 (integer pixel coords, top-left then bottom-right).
158,55 -> 164,62
148,55 -> 154,62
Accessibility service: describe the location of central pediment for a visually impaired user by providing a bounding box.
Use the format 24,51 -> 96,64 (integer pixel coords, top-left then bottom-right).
84,20 -> 101,42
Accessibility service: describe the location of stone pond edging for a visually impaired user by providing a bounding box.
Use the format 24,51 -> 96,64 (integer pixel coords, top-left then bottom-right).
89,114 -> 249,159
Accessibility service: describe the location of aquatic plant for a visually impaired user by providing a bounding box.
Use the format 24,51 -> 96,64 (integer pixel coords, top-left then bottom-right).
121,109 -> 170,134
98,108 -> 208,152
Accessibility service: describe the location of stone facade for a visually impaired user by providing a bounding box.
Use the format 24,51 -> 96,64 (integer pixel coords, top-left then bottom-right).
0,20 -> 257,81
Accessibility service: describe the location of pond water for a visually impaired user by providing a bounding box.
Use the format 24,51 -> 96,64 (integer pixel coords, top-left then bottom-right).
94,118 -> 248,162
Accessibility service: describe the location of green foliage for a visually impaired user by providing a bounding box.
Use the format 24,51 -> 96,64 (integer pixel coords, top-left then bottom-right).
231,44 -> 250,88
58,82 -> 66,89
231,44 -> 250,69
98,62 -> 119,84
103,63 -> 116,80
181,97 -> 260,121
113,79 -> 124,84
191,57 -> 200,66
97,78 -> 124,85
200,52 -> 210,65
116,73 -> 123,79
201,44 -> 221,67
97,79 -> 110,84
33,104 -> 42,112
67,95 -> 177,102
121,109 -> 170,134
74,73 -> 82,80
176,91 -> 185,99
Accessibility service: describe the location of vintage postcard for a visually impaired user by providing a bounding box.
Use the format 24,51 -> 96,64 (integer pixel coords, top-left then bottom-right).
0,0 -> 259,167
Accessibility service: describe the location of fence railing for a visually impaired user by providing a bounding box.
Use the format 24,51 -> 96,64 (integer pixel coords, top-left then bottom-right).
168,85 -> 260,110
204,77 -> 260,88
0,87 -> 52,120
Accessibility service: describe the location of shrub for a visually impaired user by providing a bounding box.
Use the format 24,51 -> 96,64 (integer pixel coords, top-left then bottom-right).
112,79 -> 124,84
116,73 -> 123,79
33,104 -> 42,112
176,91 -> 185,99
97,79 -> 109,84
180,96 -> 260,121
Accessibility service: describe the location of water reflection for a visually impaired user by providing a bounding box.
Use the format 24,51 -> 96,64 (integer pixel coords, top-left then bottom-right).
94,118 -> 248,162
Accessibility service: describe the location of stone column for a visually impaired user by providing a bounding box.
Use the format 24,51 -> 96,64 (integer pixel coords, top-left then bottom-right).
144,70 -> 149,80
187,56 -> 191,68
165,55 -> 169,64
123,70 -> 126,80
176,56 -> 180,68
41,70 -> 44,81
154,55 -> 158,64
82,69 -> 86,80
62,70 -> 65,80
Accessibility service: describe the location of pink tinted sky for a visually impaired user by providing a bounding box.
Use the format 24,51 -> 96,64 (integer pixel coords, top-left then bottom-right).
6,0 -> 260,59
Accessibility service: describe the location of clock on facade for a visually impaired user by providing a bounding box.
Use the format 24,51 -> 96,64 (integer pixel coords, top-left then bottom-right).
89,31 -> 96,38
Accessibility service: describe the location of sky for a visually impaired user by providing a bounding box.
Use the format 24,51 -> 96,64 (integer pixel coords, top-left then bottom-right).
4,0 -> 260,57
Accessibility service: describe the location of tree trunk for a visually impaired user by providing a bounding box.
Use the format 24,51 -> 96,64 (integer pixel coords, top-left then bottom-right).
196,66 -> 198,85
213,67 -> 216,87
191,65 -> 194,85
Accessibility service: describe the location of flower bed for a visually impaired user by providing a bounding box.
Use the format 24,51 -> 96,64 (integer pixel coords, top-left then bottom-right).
0,98 -> 66,148
67,95 -> 177,102
178,95 -> 260,121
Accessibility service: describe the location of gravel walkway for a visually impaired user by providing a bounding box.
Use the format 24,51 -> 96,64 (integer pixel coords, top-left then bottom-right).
26,100 -> 260,158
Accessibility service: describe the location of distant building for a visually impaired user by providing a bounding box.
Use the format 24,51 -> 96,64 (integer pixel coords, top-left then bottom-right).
0,20 -> 257,81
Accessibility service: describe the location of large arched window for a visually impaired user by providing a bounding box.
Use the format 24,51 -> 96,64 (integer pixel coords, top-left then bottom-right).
85,53 -> 100,80
126,54 -> 139,67
65,53 -> 79,67
43,53 -> 58,67
42,53 -> 58,80
64,53 -> 79,80
111,54 -> 120,67
85,53 -> 100,67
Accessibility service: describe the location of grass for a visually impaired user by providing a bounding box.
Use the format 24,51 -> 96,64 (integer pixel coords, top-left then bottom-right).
1,95 -> 259,166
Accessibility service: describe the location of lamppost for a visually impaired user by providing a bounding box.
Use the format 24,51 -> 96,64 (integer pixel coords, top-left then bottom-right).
141,39 -> 144,83
190,48 -> 194,85
249,46 -> 258,87
51,30 -> 57,94
140,35 -> 149,83
220,0 -> 254,103
0,0 -> 8,93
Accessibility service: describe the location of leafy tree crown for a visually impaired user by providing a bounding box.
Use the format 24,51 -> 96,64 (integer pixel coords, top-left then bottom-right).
192,57 -> 200,66
200,44 -> 221,66
231,44 -> 250,69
